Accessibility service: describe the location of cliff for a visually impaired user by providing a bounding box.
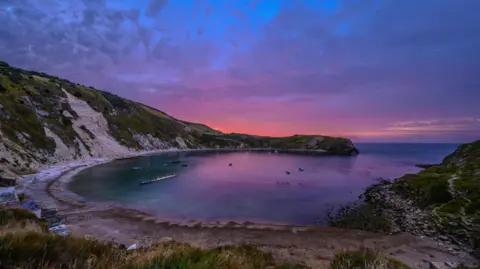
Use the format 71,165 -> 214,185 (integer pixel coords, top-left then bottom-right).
330,140 -> 480,257
0,61 -> 358,178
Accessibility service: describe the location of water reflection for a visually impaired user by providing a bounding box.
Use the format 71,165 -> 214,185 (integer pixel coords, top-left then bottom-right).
70,144 -> 458,225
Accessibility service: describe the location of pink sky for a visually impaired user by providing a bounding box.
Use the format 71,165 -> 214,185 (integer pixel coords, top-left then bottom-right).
1,0 -> 479,142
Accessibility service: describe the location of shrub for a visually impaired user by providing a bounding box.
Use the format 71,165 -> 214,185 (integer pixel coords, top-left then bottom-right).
0,231 -> 124,269
330,248 -> 411,269
0,208 -> 47,232
8,71 -> 23,84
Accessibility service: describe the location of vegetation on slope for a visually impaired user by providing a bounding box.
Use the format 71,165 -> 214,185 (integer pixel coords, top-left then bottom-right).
0,208 -> 407,269
196,133 -> 358,155
329,140 -> 480,256
0,59 -> 356,159
330,248 -> 410,269
393,141 -> 480,245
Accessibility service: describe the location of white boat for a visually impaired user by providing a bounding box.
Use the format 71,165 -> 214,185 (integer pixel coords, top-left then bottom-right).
140,174 -> 176,185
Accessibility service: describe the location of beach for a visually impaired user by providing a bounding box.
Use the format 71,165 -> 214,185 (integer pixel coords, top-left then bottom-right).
12,149 -> 478,268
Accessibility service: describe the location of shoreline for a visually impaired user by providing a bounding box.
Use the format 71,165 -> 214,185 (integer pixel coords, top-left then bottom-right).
13,147 -> 480,268
17,147 -> 331,229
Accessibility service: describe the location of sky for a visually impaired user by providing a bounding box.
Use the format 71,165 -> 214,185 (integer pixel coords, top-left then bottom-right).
0,0 -> 479,143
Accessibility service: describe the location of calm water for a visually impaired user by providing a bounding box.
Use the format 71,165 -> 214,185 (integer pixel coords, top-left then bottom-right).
69,143 -> 459,225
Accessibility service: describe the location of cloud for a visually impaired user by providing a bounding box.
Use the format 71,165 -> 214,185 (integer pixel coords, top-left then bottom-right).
0,0 -> 479,142
145,0 -> 169,17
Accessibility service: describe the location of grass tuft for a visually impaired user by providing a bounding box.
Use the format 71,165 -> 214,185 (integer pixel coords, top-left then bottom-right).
330,248 -> 411,269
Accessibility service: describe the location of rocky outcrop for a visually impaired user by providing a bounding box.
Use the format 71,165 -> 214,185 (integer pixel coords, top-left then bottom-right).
329,140 -> 480,258
0,60 -> 358,178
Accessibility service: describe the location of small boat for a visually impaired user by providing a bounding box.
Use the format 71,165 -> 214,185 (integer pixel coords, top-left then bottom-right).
131,167 -> 142,170
274,150 -> 279,154
181,164 -> 188,167
286,171 -> 290,175
140,174 -> 176,185
229,163 -> 232,166
298,168 -> 304,172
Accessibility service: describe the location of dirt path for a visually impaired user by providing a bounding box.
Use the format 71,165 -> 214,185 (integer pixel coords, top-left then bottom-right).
20,165 -> 480,269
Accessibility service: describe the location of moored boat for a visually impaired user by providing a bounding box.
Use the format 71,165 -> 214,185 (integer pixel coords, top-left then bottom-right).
140,174 -> 176,185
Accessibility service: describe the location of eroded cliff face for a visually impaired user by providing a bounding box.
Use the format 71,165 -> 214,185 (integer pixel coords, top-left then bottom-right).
0,61 -> 358,179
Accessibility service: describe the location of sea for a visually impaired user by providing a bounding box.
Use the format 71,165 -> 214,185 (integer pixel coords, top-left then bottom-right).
69,143 -> 459,225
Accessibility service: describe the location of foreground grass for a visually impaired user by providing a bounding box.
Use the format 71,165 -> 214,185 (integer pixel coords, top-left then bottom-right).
330,248 -> 410,269
0,208 -> 415,269
0,231 -> 414,269
0,231 -> 308,269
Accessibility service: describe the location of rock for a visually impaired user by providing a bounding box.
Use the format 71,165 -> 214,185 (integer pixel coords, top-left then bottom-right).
439,235 -> 449,241
62,110 -> 74,119
158,237 -> 173,243
445,262 -> 458,268
447,214 -> 456,220
127,244 -> 137,251
429,261 -> 451,269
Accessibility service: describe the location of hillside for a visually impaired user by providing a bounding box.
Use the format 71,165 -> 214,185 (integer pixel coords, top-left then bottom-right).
392,140 -> 480,251
330,140 -> 480,257
0,61 -> 358,179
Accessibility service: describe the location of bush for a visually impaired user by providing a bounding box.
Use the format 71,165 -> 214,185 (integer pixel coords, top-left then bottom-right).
0,233 -> 306,269
0,208 -> 47,232
125,243 -> 306,269
330,248 -> 411,269
429,182 -> 453,204
0,231 -> 124,269
8,71 -> 23,84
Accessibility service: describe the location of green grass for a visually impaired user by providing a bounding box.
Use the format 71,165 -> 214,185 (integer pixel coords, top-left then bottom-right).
392,166 -> 458,209
388,140 -> 480,250
0,229 -> 416,269
126,243 -> 307,269
0,231 -> 123,269
0,208 -> 46,231
330,248 -> 411,269
0,231 -> 307,269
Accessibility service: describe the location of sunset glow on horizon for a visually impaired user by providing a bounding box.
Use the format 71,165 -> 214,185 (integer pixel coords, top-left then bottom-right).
1,0 -> 479,143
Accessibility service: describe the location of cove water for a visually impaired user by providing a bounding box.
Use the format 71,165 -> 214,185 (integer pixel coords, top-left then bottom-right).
69,143 -> 459,225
